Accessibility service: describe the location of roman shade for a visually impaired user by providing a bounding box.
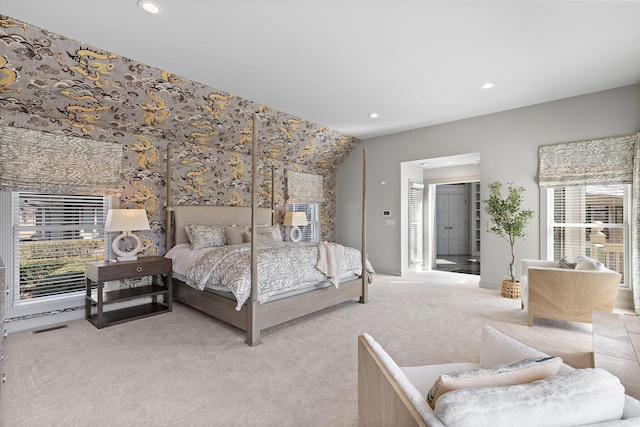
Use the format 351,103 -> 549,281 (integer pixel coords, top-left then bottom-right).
286,170 -> 323,204
0,125 -> 123,196
538,133 -> 638,187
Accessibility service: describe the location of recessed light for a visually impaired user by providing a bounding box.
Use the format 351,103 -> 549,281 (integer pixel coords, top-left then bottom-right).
446,161 -> 455,165
481,82 -> 494,89
369,113 -> 379,118
138,0 -> 162,14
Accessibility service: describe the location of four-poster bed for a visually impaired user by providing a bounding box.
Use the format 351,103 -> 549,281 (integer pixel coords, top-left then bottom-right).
164,114 -> 370,346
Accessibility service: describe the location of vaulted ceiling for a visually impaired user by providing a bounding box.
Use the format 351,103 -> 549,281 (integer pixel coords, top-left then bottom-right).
2,1 -> 640,139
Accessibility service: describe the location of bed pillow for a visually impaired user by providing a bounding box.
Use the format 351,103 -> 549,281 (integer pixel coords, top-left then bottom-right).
224,226 -> 249,246
427,356 -> 562,409
184,223 -> 226,250
257,225 -> 283,241
243,231 -> 275,243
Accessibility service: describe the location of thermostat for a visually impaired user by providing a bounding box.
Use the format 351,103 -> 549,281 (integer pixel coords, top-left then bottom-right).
382,210 -> 391,217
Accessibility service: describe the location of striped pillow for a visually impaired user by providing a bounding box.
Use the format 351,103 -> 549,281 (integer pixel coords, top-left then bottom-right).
558,258 -> 577,269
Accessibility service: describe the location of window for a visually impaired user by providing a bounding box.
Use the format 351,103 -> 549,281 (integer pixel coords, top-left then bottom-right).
548,184 -> 628,286
8,192 -> 111,316
286,203 -> 320,242
409,182 -> 424,266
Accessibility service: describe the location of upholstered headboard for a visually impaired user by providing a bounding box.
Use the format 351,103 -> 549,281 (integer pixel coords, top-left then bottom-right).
167,205 -> 273,247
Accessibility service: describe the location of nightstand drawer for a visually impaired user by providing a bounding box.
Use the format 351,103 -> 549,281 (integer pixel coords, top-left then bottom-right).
86,257 -> 171,282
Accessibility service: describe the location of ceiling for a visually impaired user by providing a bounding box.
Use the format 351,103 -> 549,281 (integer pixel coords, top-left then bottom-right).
2,1 -> 640,140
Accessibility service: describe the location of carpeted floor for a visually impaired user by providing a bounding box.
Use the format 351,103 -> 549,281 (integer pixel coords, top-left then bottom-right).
0,271 -> 595,427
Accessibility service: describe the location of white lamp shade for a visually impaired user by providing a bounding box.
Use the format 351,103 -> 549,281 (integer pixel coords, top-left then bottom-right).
104,209 -> 150,232
283,211 -> 308,227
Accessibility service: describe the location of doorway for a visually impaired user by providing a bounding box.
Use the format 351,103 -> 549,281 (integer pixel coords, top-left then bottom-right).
432,182 -> 481,275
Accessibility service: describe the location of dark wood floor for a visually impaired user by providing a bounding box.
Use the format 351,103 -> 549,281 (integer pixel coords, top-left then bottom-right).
433,254 -> 480,275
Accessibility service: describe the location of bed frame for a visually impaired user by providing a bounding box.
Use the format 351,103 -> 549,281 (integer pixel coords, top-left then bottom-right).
166,114 -> 368,346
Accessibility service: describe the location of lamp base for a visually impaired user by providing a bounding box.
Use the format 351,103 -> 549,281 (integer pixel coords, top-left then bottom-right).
289,226 -> 302,243
112,231 -> 143,261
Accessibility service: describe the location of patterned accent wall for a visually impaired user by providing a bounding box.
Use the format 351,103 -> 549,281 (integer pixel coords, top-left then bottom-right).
0,15 -> 360,254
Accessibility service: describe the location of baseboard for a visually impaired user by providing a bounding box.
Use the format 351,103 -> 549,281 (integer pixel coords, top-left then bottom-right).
375,269 -> 401,276
479,281 -> 500,291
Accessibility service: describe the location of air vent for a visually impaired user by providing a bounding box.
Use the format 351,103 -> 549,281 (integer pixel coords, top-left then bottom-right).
32,325 -> 69,334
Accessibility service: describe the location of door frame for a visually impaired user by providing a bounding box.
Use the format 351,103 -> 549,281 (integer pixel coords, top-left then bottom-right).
425,175 -> 480,270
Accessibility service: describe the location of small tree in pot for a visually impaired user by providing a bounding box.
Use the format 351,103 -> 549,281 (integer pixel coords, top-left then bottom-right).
483,181 -> 535,298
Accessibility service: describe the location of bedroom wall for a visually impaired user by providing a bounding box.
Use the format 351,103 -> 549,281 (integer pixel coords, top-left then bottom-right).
337,84 -> 640,287
0,16 -> 360,253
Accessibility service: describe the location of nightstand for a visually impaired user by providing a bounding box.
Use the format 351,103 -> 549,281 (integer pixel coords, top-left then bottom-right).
85,256 -> 172,328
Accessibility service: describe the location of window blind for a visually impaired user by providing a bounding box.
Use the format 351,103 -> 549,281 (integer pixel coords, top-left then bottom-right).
409,182 -> 424,265
0,125 -> 123,196
538,134 -> 637,188
550,184 -> 627,284
12,192 -> 111,304
286,171 -> 323,204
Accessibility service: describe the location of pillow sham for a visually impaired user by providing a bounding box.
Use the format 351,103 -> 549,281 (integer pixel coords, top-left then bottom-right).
575,255 -> 607,271
185,223 -> 226,250
256,224 -> 283,241
225,226 -> 249,246
243,231 -> 275,243
427,356 -> 562,409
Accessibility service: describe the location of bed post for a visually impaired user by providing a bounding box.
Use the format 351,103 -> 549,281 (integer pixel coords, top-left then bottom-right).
360,148 -> 368,304
165,143 -> 174,252
247,112 -> 262,346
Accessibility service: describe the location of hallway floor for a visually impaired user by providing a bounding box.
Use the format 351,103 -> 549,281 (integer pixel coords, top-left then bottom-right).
433,254 -> 480,275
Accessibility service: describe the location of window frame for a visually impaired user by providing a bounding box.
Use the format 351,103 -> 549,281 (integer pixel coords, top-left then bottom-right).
542,185 -> 630,290
1,191 -> 112,320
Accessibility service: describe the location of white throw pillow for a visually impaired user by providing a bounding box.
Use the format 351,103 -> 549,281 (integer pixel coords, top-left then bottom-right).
434,368 -> 625,427
575,255 -> 606,271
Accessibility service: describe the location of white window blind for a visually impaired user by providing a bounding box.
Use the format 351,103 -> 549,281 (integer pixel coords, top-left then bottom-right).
11,192 -> 111,305
550,185 -> 628,286
409,182 -> 424,265
286,203 -> 320,242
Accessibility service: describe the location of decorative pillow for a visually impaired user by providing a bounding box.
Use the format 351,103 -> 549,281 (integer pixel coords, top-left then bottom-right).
184,223 -> 226,250
434,368 -> 625,427
224,226 -> 249,245
427,356 -> 562,409
256,224 -> 283,241
243,231 -> 275,243
575,255 -> 606,271
557,258 -> 577,269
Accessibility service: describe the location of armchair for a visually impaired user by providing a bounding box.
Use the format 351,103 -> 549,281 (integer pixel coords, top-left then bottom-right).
520,256 -> 621,326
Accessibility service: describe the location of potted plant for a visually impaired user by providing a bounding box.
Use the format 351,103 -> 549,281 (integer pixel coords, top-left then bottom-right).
483,181 -> 535,298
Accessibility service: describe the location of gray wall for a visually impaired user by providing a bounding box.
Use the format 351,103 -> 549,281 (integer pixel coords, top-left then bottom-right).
336,84 -> 640,287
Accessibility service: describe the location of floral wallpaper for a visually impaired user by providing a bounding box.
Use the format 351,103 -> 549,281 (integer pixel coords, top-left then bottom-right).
0,15 -> 360,254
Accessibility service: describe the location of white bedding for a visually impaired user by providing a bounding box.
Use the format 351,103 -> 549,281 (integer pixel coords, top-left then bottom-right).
165,242 -> 373,310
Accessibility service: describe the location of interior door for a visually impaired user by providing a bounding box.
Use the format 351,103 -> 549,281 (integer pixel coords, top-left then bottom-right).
447,194 -> 467,254
435,195 -> 448,254
435,187 -> 469,256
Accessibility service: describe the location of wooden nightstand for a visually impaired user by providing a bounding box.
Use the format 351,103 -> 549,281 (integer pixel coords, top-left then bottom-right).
85,256 -> 172,329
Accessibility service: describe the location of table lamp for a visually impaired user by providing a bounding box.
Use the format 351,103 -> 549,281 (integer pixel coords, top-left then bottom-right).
104,208 -> 151,261
283,211 -> 308,242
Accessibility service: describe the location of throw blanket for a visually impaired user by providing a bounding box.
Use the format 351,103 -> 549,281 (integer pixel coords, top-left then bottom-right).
316,241 -> 344,287
186,241 -> 374,310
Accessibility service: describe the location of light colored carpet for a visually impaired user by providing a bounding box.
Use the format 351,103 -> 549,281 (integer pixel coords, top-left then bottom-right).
0,271 -> 595,427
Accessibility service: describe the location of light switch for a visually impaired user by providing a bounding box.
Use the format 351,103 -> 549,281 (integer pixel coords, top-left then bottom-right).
385,219 -> 395,226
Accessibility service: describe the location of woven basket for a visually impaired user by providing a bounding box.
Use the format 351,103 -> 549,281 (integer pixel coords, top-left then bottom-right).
501,279 -> 521,299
